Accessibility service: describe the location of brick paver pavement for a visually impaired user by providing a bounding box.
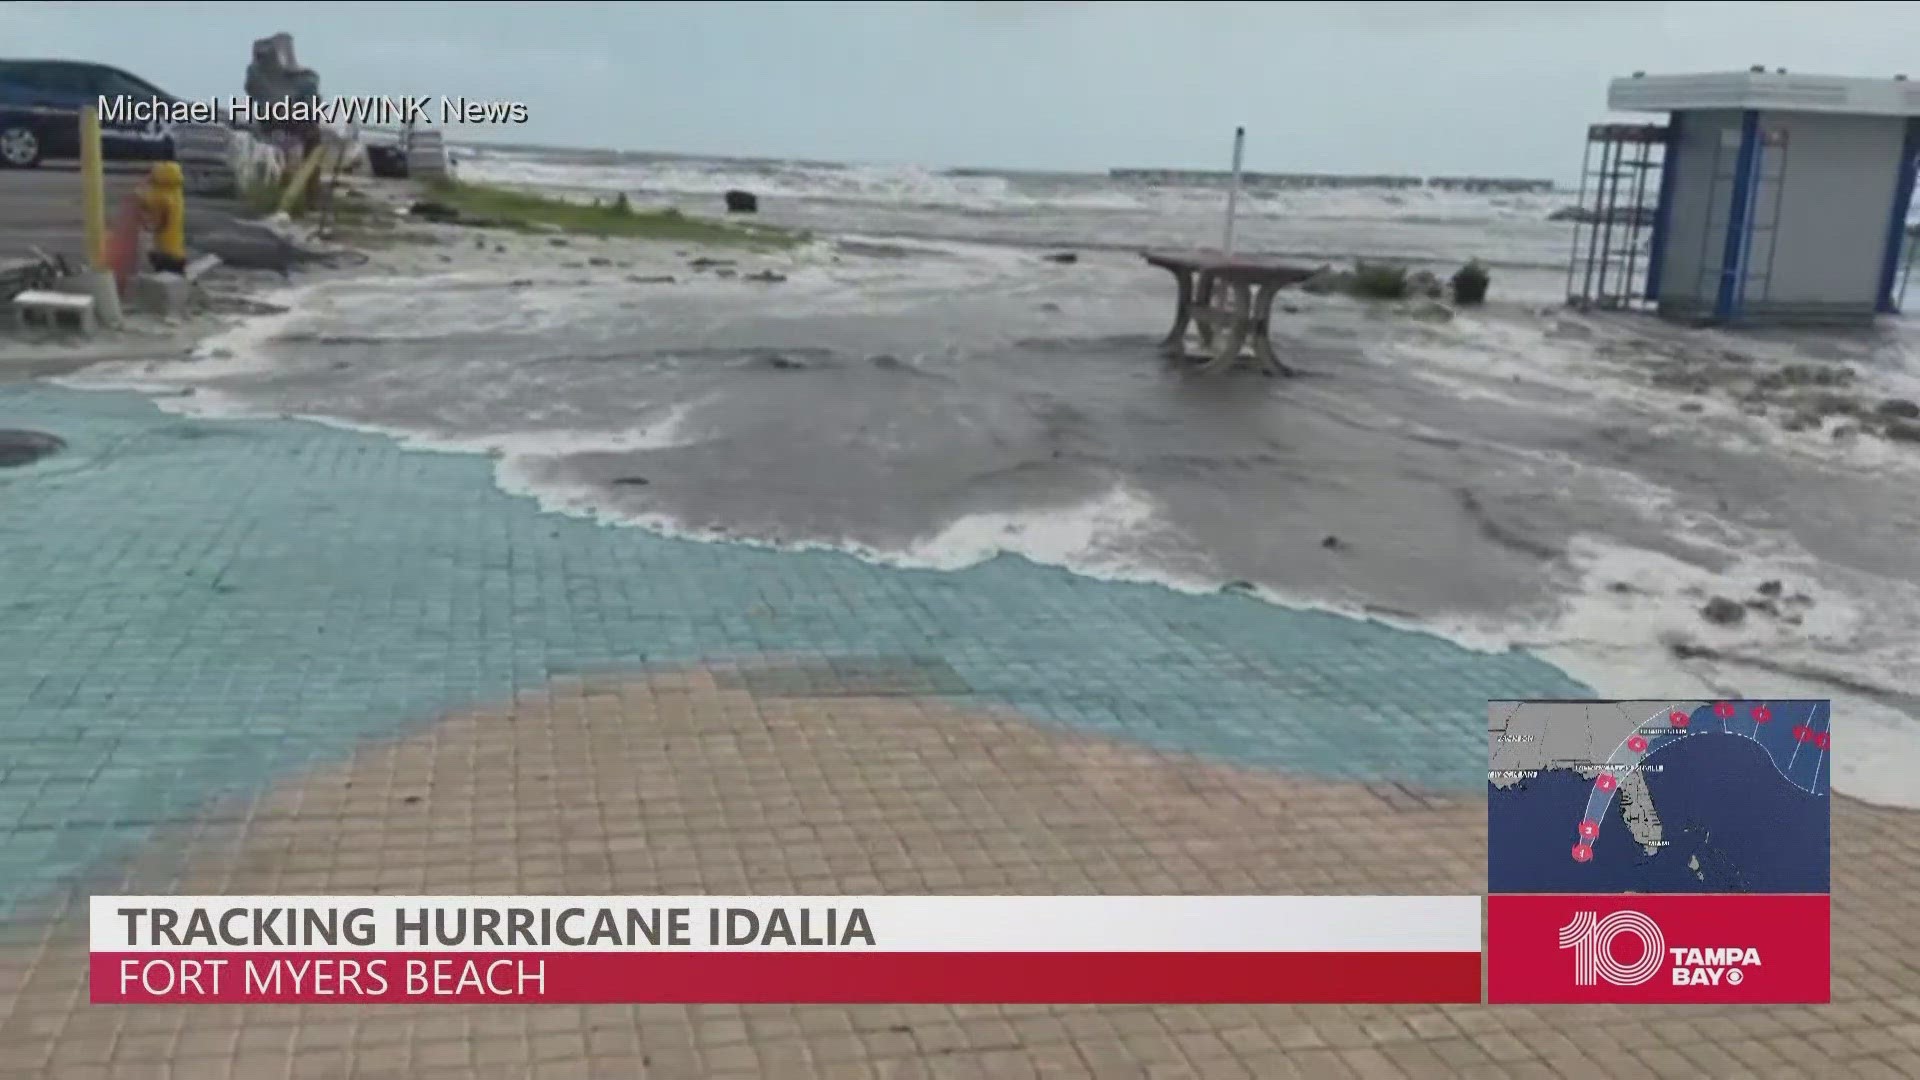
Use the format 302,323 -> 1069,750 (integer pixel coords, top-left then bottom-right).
0,385 -> 1586,919
2,663 -> 1915,1079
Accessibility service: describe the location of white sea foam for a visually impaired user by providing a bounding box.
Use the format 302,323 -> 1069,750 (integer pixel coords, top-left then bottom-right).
55,146 -> 1916,809
1532,537 -> 1919,807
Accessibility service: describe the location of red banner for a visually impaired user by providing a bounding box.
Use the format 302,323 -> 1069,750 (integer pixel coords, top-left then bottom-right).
1488,893 -> 1829,1003
92,950 -> 1482,1005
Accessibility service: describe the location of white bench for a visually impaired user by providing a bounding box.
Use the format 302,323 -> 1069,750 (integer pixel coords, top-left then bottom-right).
130,255 -> 222,319
11,289 -> 95,334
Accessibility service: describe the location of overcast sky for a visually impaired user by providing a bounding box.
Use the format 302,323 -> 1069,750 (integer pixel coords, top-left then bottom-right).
6,1 -> 1916,175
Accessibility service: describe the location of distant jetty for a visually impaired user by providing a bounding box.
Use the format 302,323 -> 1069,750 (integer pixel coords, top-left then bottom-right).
1109,169 -> 1555,193
1425,176 -> 1557,194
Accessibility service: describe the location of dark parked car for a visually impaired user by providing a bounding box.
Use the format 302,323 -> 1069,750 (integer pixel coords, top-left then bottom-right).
0,58 -> 201,167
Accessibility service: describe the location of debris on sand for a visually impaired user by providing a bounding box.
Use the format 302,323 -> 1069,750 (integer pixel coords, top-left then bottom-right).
1756,580 -> 1783,597
196,219 -> 351,277
1321,535 -> 1344,550
1788,390 -> 1862,418
1700,596 -> 1747,626
1299,266 -> 1353,295
744,270 -> 787,282
1882,418 -> 1920,444
1650,369 -> 1712,393
1043,253 -> 1078,264
1756,363 -> 1852,390
0,430 -> 65,469
1403,270 -> 1443,298
408,200 -> 461,223
612,476 -> 650,486
1875,398 -> 1920,419
1549,204 -> 1655,226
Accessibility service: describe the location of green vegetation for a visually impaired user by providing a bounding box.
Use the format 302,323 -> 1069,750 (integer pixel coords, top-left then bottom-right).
1450,259 -> 1491,304
239,174 -> 290,217
424,180 -> 801,246
1350,261 -> 1411,300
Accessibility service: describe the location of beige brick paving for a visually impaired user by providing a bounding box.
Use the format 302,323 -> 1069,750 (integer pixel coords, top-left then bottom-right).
0,665 -> 1915,1078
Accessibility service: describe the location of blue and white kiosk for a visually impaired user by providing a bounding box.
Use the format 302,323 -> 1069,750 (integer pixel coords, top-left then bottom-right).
1569,69 -> 1920,325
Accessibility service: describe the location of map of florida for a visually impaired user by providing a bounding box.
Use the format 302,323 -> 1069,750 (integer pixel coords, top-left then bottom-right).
1488,699 -> 1832,861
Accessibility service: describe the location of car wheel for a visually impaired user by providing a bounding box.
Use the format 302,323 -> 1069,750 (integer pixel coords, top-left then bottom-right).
0,123 -> 43,168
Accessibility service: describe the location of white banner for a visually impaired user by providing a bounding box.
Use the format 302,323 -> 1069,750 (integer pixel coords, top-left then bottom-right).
93,895 -> 1480,953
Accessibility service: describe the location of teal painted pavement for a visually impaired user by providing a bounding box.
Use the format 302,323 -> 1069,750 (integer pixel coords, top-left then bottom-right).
0,386 -> 1589,914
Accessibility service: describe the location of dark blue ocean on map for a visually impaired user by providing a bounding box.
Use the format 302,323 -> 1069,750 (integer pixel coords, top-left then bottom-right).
1488,700 -> 1831,894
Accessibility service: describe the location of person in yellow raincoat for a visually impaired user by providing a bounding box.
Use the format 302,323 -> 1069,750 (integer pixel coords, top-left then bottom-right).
136,161 -> 188,274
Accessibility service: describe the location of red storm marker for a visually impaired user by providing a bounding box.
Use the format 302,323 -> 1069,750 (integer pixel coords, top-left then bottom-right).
1579,820 -> 1600,839
1815,731 -> 1831,751
1595,774 -> 1618,793
1752,704 -> 1773,723
1792,725 -> 1811,743
1714,701 -> 1736,718
1669,711 -> 1690,728
1627,735 -> 1649,752
1571,843 -> 1593,863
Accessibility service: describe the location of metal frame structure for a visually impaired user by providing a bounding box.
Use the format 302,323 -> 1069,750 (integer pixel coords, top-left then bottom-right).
1696,118 -> 1789,322
1900,226 -> 1918,310
1565,123 -> 1667,310
1878,120 -> 1920,313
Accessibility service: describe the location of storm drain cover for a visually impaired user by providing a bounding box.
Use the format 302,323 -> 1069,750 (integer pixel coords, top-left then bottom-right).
0,430 -> 65,468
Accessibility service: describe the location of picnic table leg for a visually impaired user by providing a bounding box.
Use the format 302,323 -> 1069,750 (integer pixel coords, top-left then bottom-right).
1248,284 -> 1297,376
1159,267 -> 1195,355
1194,272 -> 1218,351
1194,281 -> 1251,375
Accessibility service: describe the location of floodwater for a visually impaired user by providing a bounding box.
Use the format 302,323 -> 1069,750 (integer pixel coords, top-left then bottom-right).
62,149 -> 1920,808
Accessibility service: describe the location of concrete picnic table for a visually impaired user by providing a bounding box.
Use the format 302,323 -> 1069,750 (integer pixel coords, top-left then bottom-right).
1143,250 -> 1317,375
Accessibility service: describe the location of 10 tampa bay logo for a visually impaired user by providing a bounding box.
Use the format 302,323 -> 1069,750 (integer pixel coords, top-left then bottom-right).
1559,910 -> 1763,987
1487,698 -> 1830,1004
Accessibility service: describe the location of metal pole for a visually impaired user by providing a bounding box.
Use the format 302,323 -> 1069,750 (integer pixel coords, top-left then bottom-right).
1565,133 -> 1594,302
1620,135 -> 1651,304
1222,126 -> 1245,257
80,107 -> 107,270
1580,136 -> 1612,304
1595,135 -> 1626,303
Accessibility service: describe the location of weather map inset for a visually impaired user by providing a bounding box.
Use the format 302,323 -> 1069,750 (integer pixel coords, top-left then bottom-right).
1487,699 -> 1831,895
